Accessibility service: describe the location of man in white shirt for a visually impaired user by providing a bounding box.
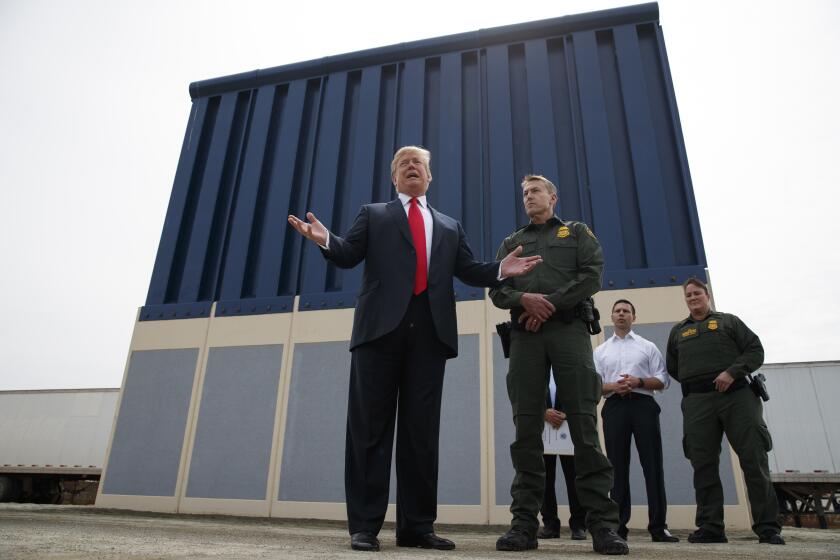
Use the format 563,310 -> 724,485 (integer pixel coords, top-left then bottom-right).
594,300 -> 678,543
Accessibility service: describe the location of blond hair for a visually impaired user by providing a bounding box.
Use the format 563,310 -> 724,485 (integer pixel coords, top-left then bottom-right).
521,174 -> 557,195
391,146 -> 432,180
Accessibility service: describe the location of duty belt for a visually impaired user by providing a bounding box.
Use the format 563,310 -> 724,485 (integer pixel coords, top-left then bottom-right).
510,305 -> 578,330
681,376 -> 747,397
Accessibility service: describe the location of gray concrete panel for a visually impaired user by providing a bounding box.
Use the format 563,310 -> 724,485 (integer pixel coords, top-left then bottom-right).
437,334 -> 481,505
186,345 -> 283,500
102,348 -> 198,496
278,341 -> 349,502
493,335 -> 519,505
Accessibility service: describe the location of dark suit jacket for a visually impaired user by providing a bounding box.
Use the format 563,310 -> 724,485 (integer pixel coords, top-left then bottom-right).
322,198 -> 500,358
547,393 -> 564,411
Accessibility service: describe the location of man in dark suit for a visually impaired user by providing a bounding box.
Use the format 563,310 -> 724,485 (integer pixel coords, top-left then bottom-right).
288,146 -> 541,552
540,374 -> 587,541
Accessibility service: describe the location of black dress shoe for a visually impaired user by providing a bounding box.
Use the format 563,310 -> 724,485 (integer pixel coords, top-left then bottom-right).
350,532 -> 380,551
570,527 -> 587,540
651,529 -> 680,542
537,526 -> 560,539
617,527 -> 628,540
396,533 -> 455,550
592,527 -> 629,555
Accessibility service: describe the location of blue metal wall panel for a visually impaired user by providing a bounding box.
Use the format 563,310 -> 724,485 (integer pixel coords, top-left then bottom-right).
141,2 -> 707,319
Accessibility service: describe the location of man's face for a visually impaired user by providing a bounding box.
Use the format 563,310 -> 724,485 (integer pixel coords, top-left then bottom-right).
522,180 -> 557,218
611,302 -> 635,330
684,283 -> 711,316
393,151 -> 431,197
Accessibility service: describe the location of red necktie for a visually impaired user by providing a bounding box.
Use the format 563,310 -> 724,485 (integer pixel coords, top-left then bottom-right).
408,198 -> 428,295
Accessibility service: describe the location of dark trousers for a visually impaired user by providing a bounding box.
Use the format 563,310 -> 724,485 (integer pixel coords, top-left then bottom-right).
344,292 -> 448,537
601,394 -> 669,535
682,388 -> 780,537
541,453 -> 586,532
507,321 -> 618,535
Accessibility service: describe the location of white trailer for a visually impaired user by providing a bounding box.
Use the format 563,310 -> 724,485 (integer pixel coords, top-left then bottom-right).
0,389 -> 118,503
763,361 -> 840,527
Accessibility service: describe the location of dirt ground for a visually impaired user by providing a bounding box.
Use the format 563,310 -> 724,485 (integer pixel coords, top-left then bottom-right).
1,504 -> 838,560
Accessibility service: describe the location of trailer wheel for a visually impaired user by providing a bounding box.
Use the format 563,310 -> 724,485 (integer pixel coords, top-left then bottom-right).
0,476 -> 22,502
31,478 -> 61,504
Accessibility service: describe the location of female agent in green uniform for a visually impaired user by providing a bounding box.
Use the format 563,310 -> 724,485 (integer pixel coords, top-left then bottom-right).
666,278 -> 783,545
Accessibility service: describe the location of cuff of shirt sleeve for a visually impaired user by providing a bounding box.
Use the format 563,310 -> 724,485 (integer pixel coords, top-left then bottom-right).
318,231 -> 330,251
726,368 -> 747,381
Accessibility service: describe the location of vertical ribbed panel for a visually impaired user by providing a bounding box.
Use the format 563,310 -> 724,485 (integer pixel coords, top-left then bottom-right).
141,5 -> 707,320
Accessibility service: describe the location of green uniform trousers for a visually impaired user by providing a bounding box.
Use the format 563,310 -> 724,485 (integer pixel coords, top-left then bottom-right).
506,320 -> 619,536
681,386 -> 780,536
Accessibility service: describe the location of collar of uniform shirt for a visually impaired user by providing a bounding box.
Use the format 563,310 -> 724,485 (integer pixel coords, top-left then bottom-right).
525,215 -> 562,229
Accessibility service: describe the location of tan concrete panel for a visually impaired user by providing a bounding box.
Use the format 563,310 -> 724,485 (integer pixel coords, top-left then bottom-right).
272,501 -> 347,521
456,299 -> 487,333
95,494 -> 179,513
292,308 -> 354,343
206,313 -> 292,347
130,315 -> 212,350
593,286 -> 689,325
98,310 -> 212,512
179,497 -> 271,517
180,312 -> 290,515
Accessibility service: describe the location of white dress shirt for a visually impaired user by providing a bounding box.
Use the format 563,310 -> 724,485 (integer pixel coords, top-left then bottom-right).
593,330 -> 670,398
548,370 -> 557,408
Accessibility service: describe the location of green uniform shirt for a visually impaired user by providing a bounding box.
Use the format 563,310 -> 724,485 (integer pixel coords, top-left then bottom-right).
489,216 -> 603,311
666,311 -> 764,383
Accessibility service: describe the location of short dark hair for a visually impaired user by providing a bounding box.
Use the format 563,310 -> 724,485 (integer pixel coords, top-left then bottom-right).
612,299 -> 635,315
682,277 -> 709,295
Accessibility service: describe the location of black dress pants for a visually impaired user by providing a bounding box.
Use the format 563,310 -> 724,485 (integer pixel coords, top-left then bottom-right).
601,394 -> 669,535
540,453 -> 586,532
344,292 -> 448,536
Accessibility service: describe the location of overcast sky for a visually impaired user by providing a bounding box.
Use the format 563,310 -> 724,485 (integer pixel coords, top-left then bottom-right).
1,0 -> 838,391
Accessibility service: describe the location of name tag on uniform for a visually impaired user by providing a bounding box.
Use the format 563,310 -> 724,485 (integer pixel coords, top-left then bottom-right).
680,327 -> 698,339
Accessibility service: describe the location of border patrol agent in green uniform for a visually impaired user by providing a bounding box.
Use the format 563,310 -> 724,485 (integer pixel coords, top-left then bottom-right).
666,277 -> 784,545
490,175 -> 627,555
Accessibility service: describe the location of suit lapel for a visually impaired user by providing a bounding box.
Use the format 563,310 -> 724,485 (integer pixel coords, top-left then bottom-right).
429,205 -> 444,258
386,198 -> 414,248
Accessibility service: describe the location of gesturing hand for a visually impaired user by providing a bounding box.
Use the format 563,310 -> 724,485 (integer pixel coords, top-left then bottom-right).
288,212 -> 328,246
500,245 -> 542,278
